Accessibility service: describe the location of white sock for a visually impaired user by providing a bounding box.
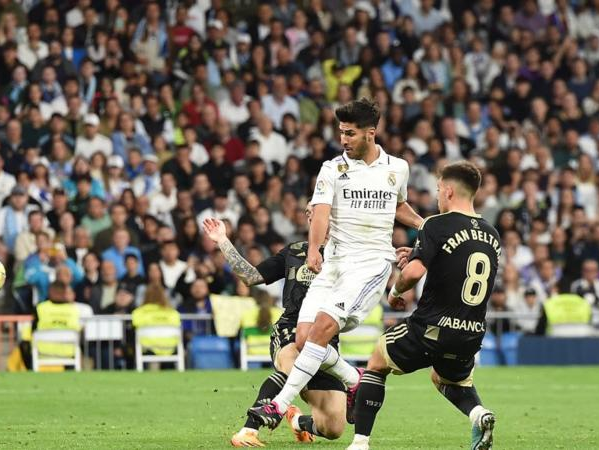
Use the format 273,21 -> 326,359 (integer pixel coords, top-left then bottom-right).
272,342 -> 326,412
240,427 -> 258,434
291,412 -> 300,431
321,344 -> 360,387
469,405 -> 486,426
352,434 -> 370,444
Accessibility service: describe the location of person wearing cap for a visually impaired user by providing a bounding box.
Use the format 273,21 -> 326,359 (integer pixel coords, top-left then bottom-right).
105,154 -> 131,203
230,33 -> 252,69
204,18 -> 228,56
132,154 -> 161,197
513,287 -> 542,334
75,113 -> 113,159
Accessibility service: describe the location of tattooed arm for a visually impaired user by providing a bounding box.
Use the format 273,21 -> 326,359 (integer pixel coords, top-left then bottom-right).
218,238 -> 265,286
202,217 -> 265,286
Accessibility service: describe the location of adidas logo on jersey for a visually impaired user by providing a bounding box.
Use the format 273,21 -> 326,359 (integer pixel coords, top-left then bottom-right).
338,173 -> 350,180
334,302 -> 345,310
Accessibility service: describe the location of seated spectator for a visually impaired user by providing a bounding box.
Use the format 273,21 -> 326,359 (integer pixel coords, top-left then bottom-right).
119,254 -> 145,299
14,209 -> 54,266
571,259 -> 599,310
513,288 -> 542,334
486,285 -> 514,336
101,228 -> 144,279
158,240 -> 188,293
177,278 -> 214,342
80,196 -> 111,241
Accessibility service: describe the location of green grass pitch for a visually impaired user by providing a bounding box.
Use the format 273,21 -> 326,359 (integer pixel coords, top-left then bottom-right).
0,367 -> 597,449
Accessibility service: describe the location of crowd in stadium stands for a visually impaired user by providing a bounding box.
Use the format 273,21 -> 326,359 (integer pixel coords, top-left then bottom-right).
1,0 -> 599,343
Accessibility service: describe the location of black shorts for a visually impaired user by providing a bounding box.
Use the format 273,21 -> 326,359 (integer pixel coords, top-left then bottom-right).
382,319 -> 476,384
270,321 -> 345,392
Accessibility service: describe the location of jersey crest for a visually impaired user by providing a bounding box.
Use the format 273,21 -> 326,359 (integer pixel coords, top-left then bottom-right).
337,163 -> 349,173
388,172 -> 396,186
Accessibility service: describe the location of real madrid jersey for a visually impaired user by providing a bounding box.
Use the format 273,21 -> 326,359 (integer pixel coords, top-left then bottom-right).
311,146 -> 409,261
256,241 -> 319,324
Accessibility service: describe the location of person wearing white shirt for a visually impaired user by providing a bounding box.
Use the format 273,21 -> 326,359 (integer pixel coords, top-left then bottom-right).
158,240 -> 189,290
17,23 -> 48,70
75,113 -> 113,159
218,80 -> 250,129
250,114 -> 289,171
247,98 -> 423,426
0,155 -> 16,204
261,75 -> 300,129
196,191 -> 239,229
148,172 -> 178,227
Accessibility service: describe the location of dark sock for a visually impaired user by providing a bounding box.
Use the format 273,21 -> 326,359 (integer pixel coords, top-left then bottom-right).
354,370 -> 387,436
438,384 -> 482,417
298,415 -> 325,437
244,371 -> 288,428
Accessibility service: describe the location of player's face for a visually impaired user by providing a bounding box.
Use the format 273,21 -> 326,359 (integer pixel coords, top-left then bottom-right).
339,122 -> 372,160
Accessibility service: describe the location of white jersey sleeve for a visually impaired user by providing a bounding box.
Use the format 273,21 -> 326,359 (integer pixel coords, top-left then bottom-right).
397,159 -> 409,203
311,161 -> 335,206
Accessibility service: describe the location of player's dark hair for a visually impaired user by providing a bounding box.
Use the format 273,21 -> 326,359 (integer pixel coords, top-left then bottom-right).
440,161 -> 481,197
335,97 -> 380,129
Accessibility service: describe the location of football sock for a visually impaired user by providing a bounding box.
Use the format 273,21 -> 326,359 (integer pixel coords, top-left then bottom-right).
272,342 -> 326,413
244,371 -> 288,429
297,415 -> 325,437
354,370 -> 387,436
438,384 -> 482,418
320,344 -> 360,386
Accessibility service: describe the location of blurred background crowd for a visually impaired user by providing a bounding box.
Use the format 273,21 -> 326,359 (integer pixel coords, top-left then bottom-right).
0,0 -> 599,337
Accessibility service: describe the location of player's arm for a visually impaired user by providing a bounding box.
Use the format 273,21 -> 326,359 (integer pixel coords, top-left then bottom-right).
308,163 -> 334,273
307,203 -> 330,273
396,201 -> 423,229
202,218 -> 265,286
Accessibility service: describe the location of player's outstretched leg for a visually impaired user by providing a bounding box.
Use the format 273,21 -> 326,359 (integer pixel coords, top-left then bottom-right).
431,370 -> 495,450
231,371 -> 288,447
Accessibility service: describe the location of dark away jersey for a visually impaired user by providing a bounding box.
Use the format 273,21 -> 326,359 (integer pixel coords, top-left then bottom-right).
409,212 -> 501,356
256,241 -> 316,324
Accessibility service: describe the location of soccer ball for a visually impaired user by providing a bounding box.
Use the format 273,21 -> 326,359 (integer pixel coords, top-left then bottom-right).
0,261 -> 5,289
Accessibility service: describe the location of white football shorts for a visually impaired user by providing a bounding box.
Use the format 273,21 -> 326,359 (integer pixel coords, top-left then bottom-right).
298,256 -> 393,332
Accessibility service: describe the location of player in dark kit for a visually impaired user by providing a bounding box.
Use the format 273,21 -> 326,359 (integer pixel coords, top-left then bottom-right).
202,208 -> 346,448
347,161 -> 499,450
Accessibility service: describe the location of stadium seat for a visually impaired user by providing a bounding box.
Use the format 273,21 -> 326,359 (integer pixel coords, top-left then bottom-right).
478,332 -> 500,366
499,332 -> 522,366
239,306 -> 283,370
135,325 -> 185,372
339,304 -> 383,363
188,335 -> 234,369
32,329 -> 82,372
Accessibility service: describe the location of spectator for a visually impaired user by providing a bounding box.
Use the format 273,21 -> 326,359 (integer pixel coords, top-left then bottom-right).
513,287 -> 543,334
571,259 -> 599,310
89,259 -> 119,313
101,228 -> 144,279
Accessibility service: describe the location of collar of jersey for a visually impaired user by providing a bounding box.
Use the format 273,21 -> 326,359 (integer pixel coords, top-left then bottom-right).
343,145 -> 388,167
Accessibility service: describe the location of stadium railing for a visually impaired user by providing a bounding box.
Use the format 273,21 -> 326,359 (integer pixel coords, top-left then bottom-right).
1,312 -> 598,371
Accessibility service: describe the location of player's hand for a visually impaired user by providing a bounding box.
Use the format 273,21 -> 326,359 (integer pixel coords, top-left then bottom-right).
395,247 -> 412,269
388,292 -> 406,310
202,218 -> 227,244
307,248 -> 323,274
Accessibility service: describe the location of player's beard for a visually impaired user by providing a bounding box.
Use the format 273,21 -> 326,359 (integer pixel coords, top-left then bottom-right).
347,137 -> 368,160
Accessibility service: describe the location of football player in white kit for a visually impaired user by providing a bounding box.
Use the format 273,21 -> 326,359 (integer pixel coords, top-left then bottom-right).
249,98 -> 423,433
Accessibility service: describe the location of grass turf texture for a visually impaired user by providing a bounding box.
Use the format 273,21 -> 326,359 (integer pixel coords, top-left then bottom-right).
0,367 -> 597,449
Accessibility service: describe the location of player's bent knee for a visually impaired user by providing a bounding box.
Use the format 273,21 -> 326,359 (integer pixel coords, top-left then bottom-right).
318,418 -> 344,440
366,348 -> 391,375
276,344 -> 299,374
